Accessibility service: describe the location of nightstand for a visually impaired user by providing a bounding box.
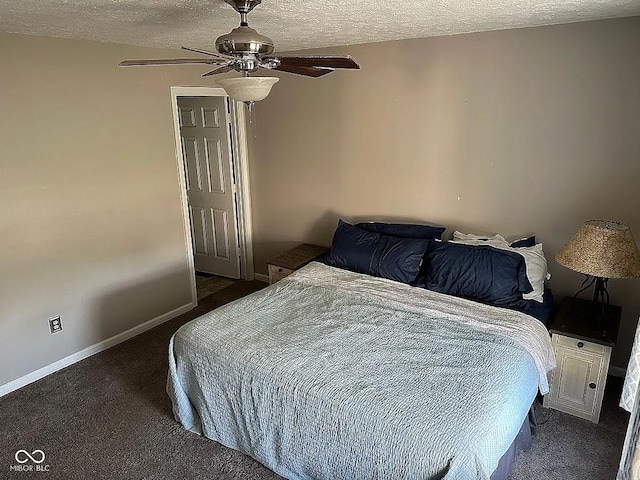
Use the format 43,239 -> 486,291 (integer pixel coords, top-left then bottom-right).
543,296 -> 621,423
266,243 -> 329,285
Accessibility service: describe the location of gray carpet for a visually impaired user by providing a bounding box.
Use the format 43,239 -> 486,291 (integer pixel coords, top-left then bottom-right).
0,281 -> 629,479
507,377 -> 628,479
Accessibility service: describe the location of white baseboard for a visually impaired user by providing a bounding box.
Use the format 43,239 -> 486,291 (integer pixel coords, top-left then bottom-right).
0,300 -> 196,398
254,273 -> 269,283
609,366 -> 627,378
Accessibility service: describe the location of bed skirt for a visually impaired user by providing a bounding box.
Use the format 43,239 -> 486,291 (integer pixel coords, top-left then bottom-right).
491,406 -> 536,480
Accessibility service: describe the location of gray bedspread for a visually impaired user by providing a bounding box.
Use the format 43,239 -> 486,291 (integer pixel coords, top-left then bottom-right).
168,262 -> 555,479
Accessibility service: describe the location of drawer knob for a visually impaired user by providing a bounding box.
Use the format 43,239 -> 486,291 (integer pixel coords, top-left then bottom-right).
577,342 -> 584,348
589,382 -> 596,389
278,268 -> 283,272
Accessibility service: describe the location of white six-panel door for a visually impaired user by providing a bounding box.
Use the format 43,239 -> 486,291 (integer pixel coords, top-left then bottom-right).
177,96 -> 240,278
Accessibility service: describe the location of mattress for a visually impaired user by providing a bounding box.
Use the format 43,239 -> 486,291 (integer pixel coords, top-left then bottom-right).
168,262 -> 555,479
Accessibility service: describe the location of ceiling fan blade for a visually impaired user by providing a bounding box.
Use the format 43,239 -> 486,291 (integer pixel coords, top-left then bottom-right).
273,55 -> 360,70
272,64 -> 334,78
181,46 -> 234,60
119,58 -> 221,66
202,65 -> 234,77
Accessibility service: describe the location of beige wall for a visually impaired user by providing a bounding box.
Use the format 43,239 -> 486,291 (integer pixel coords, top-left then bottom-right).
0,33 -> 215,387
250,17 -> 640,368
2,16 -> 638,388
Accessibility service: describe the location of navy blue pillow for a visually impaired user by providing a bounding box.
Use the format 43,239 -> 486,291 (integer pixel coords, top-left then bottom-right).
510,236 -> 536,248
324,220 -> 430,283
420,241 -> 532,307
325,220 -> 380,275
375,235 -> 431,283
508,288 -> 554,326
356,222 -> 445,240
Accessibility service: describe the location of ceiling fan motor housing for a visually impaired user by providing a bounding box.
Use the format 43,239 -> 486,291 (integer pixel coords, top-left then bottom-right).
215,27 -> 274,56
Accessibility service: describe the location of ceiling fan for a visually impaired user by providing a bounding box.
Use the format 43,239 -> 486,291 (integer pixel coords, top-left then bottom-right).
119,0 -> 360,104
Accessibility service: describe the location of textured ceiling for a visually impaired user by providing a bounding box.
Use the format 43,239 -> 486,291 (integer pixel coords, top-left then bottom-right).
2,0 -> 640,53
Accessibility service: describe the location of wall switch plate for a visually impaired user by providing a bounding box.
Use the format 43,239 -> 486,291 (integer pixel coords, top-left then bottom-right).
49,316 -> 63,334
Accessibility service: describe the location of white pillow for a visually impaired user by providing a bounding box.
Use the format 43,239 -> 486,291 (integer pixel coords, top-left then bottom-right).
511,243 -> 549,303
452,231 -> 550,303
452,231 -> 509,245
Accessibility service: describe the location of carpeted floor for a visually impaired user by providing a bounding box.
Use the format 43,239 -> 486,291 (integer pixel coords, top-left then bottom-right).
0,281 -> 629,479
507,376 -> 628,479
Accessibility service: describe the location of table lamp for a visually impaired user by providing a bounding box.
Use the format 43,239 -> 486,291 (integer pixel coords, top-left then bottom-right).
555,220 -> 640,328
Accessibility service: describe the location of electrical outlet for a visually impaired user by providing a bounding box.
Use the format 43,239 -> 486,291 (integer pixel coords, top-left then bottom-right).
48,316 -> 63,334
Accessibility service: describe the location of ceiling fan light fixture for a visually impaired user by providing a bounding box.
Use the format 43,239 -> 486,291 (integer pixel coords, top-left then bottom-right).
216,76 -> 279,103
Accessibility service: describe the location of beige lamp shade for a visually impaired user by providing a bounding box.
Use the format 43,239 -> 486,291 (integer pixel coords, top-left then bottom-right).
216,77 -> 279,103
555,220 -> 640,278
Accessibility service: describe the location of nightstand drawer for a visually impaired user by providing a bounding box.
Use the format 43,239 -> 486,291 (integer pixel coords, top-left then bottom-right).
555,335 -> 605,356
266,243 -> 329,285
268,264 -> 294,284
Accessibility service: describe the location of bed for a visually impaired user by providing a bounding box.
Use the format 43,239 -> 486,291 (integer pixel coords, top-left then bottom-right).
168,258 -> 555,479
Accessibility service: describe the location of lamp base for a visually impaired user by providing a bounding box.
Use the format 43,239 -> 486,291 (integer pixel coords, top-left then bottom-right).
556,296 -> 620,348
573,276 -> 610,331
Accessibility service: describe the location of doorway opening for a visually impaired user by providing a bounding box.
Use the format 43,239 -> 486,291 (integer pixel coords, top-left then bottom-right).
170,87 -> 254,304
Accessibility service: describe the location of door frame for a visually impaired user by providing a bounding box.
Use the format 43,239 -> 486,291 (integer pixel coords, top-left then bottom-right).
170,86 -> 255,302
